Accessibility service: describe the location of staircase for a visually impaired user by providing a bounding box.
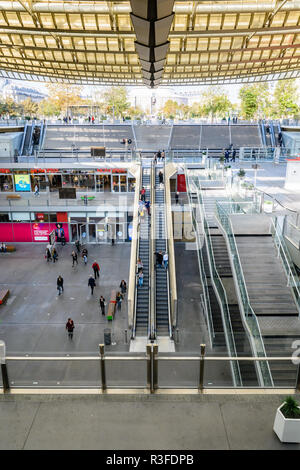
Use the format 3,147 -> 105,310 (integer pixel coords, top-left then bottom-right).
155,168 -> 170,336
236,236 -> 299,317
263,336 -> 299,386
135,163 -> 150,335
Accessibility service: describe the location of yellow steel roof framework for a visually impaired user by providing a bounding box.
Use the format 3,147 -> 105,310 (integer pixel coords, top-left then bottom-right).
0,0 -> 299,86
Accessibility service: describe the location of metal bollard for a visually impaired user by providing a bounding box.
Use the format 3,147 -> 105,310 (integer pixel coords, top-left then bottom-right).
153,344 -> 158,392
199,343 -> 206,393
146,344 -> 152,393
124,329 -> 128,344
176,328 -> 179,343
99,344 -> 106,393
0,341 -> 9,392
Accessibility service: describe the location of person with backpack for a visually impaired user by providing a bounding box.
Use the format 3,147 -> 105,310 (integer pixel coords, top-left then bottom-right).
71,250 -> 78,267
116,291 -> 123,309
66,318 -> 74,339
99,296 -> 106,316
57,275 -> 64,295
92,261 -> 100,279
120,280 -> 127,295
88,275 -> 96,295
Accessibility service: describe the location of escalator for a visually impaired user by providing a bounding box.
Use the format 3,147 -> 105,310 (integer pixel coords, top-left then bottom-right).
21,124 -> 32,155
154,168 -> 170,336
134,162 -> 151,336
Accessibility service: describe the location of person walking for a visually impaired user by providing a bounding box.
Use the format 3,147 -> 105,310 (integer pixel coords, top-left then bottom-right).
71,250 -> 78,267
52,248 -> 58,263
163,252 -> 168,270
140,186 -> 146,202
138,270 -> 144,287
157,150 -> 161,161
120,280 -> 127,295
88,275 -> 96,295
116,291 -> 123,309
230,149 -> 236,162
46,246 -> 52,262
175,191 -> 179,205
145,200 -> 151,216
137,258 -> 143,273
82,247 -> 88,265
99,295 -> 106,316
154,251 -> 163,269
92,261 -> 100,279
34,184 -> 39,197
75,239 -> 81,253
57,275 -> 64,295
66,318 -> 74,339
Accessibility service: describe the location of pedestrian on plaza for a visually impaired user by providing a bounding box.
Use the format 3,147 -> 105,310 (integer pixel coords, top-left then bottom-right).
154,250 -> 163,269
137,258 -> 143,273
175,191 -> 179,205
92,261 -> 100,279
145,200 -> 151,216
75,239 -> 81,252
161,150 -> 165,161
82,247 -> 88,257
71,250 -> 78,267
120,280 -> 127,295
163,252 -> 168,270
34,184 -> 39,197
224,149 -> 230,163
154,152 -> 157,164
66,318 -> 74,339
116,291 -> 123,309
46,247 -> 52,262
157,150 -> 161,161
138,270 -> 144,287
140,186 -> 146,202
99,295 -> 106,316
57,275 -> 64,295
159,171 -> 163,185
88,275 -> 96,295
231,149 -> 236,162
52,248 -> 58,263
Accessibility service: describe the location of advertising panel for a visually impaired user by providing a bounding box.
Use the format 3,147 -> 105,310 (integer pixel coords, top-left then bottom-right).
0,223 -> 69,243
14,174 -> 31,192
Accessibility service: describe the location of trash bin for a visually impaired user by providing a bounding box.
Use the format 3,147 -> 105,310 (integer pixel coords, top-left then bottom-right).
104,328 -> 111,346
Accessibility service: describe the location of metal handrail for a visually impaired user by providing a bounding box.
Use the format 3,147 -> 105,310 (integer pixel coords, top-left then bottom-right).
270,217 -> 300,316
20,121 -> 28,156
149,161 -> 156,340
131,166 -> 142,339
186,171 -> 242,387
185,175 -> 215,347
163,161 -> 173,339
215,201 -> 273,387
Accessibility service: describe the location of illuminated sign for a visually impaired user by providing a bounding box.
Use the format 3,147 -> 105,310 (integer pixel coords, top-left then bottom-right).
14,174 -> 31,192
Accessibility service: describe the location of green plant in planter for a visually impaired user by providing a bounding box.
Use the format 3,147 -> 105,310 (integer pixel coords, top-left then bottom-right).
281,396 -> 300,419
219,156 -> 225,164
238,169 -> 246,178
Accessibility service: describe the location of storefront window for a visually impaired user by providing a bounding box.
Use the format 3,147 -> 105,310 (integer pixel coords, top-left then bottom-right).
112,175 -> 119,192
0,212 -> 10,222
31,174 -> 47,192
49,174 -> 62,192
120,175 -> 127,192
128,177 -> 135,192
11,212 -> 31,222
0,174 -> 13,192
62,172 -> 95,192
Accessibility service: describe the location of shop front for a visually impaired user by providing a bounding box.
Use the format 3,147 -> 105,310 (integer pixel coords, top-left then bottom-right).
0,168 -> 136,193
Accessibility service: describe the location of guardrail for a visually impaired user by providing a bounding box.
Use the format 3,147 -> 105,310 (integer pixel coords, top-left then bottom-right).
163,162 -> 173,338
185,174 -> 214,347
270,217 -> 300,316
186,173 -> 243,387
1,343 -> 299,392
150,162 -> 156,340
215,202 -> 273,387
128,164 -> 142,334
164,163 -> 178,334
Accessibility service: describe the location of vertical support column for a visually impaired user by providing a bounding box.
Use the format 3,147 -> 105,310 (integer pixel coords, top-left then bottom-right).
146,344 -> 152,393
296,362 -> 300,392
99,344 -> 106,393
153,344 -> 158,391
198,343 -> 206,393
0,341 -> 9,393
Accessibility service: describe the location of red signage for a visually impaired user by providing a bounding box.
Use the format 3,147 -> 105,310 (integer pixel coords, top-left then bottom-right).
0,169 -> 10,174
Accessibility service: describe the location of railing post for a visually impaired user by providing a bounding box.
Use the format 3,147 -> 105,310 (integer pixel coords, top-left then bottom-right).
153,344 -> 158,392
198,343 -> 206,393
0,341 -> 9,392
146,344 -> 152,393
124,329 -> 128,344
99,344 -> 106,393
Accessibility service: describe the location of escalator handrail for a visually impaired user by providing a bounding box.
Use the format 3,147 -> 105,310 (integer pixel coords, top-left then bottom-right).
163,161 -> 173,338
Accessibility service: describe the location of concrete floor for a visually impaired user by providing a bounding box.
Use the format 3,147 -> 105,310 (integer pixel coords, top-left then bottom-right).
0,393 -> 299,450
0,243 -> 131,386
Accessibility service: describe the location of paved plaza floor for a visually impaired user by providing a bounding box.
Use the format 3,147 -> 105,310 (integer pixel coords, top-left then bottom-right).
0,243 -> 131,385
0,392 -> 299,450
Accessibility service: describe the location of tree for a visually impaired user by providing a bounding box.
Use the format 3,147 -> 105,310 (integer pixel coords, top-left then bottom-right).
2,98 -> 22,117
273,79 -> 299,118
239,86 -> 258,119
20,98 -> 38,118
102,86 -> 130,118
239,83 -> 273,119
161,99 -> 180,119
200,87 -> 233,121
38,99 -> 60,117
45,84 -> 83,115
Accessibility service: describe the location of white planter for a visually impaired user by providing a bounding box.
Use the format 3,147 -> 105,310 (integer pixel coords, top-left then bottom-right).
263,201 -> 273,213
273,405 -> 300,443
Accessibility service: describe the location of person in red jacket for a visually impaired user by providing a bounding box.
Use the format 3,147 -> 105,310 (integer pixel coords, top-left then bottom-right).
140,187 -> 146,202
92,261 -> 100,279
